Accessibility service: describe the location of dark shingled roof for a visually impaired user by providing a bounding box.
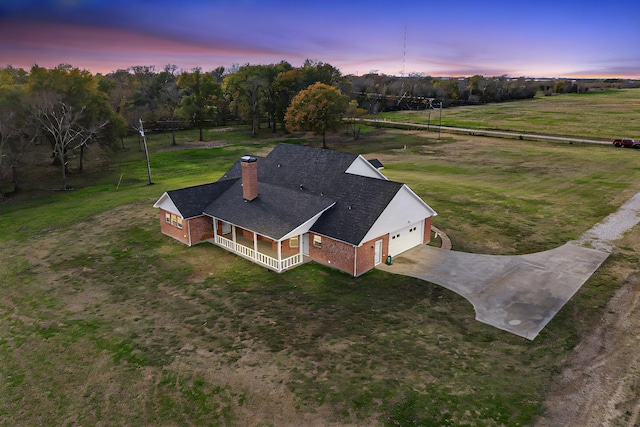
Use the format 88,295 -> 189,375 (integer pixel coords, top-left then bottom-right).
309,173 -> 402,245
367,158 -> 384,169
164,143 -> 416,245
167,179 -> 238,219
204,182 -> 335,240
243,144 -> 403,245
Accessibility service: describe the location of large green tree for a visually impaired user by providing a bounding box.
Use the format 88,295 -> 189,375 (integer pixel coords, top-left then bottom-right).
223,65 -> 266,137
260,61 -> 293,133
285,82 -> 348,149
273,68 -> 306,131
176,68 -> 222,141
0,69 -> 31,198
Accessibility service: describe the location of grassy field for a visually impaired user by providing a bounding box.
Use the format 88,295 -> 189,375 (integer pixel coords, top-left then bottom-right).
2,92 -> 640,425
376,88 -> 640,141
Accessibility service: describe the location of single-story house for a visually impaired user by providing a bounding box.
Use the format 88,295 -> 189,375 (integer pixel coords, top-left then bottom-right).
153,143 -> 437,276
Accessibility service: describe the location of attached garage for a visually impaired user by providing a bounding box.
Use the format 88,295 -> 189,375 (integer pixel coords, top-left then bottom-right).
388,222 -> 424,257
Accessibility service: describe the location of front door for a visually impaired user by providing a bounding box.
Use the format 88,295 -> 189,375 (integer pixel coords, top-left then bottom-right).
302,233 -> 310,256
374,239 -> 383,265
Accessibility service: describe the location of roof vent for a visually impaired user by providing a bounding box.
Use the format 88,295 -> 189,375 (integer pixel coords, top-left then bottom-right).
300,184 -> 304,190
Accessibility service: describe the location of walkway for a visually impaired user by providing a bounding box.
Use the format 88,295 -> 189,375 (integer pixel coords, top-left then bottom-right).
378,193 -> 640,340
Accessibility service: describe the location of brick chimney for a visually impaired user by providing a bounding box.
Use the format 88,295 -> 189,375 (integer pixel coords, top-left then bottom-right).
240,156 -> 258,201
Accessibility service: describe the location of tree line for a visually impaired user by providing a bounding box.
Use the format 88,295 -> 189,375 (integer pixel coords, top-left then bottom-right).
2,59 -> 635,197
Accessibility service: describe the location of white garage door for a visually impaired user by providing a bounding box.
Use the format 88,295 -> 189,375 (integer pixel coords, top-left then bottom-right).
388,222 -> 423,257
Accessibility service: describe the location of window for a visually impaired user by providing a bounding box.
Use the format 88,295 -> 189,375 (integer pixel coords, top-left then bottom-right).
166,212 -> 183,229
313,235 -> 322,248
289,236 -> 299,248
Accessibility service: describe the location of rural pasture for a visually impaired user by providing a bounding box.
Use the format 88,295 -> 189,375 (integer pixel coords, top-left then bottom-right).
1,89 -> 640,426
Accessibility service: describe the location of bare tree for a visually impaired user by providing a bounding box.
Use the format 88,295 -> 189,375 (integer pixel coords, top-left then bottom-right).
32,98 -> 107,190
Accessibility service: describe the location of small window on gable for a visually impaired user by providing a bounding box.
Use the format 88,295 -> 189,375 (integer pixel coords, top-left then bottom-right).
313,235 -> 322,248
176,216 -> 183,229
289,236 -> 299,248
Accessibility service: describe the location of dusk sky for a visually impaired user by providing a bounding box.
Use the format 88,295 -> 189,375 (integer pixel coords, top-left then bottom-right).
1,0 -> 639,78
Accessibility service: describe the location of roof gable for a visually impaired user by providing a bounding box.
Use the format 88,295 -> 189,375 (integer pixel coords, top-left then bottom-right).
360,184 -> 437,244
163,179 -> 238,219
345,155 -> 387,179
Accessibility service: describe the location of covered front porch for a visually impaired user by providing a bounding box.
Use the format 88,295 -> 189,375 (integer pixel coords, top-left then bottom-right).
213,219 -> 306,273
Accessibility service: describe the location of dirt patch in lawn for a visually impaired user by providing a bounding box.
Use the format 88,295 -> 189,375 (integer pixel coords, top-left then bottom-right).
535,225 -> 640,427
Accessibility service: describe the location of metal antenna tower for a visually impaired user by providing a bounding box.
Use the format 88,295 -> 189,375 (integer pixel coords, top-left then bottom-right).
401,25 -> 406,77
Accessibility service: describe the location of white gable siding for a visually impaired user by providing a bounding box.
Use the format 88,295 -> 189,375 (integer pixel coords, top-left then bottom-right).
359,185 -> 436,245
153,193 -> 181,216
345,156 -> 388,180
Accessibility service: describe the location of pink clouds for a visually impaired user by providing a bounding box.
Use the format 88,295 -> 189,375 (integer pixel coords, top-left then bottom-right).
0,18 -> 287,73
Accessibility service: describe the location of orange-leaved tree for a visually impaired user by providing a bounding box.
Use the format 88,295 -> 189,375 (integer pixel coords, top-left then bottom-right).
285,82 -> 347,149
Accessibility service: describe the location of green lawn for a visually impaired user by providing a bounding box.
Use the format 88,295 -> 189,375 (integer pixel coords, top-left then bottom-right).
2,113 -> 640,425
376,88 -> 640,141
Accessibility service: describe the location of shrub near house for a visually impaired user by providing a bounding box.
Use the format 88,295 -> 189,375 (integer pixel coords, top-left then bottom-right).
154,143 -> 437,276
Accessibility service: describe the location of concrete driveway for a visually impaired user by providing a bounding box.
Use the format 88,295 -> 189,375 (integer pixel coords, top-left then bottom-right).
377,243 -> 609,340
377,192 -> 640,340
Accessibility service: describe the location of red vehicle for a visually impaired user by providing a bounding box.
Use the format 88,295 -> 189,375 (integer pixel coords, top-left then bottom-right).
612,138 -> 640,148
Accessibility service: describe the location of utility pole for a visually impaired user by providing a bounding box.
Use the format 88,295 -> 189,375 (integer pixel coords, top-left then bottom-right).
438,102 -> 442,139
138,119 -> 153,185
427,98 -> 435,131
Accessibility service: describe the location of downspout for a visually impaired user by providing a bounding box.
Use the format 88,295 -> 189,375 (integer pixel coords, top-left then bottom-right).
353,245 -> 358,277
188,220 -> 192,246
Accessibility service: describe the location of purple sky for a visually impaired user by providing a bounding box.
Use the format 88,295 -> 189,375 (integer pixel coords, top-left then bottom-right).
1,0 -> 639,78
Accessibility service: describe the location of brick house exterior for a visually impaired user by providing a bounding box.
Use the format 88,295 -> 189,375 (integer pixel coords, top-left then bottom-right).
153,143 -> 437,276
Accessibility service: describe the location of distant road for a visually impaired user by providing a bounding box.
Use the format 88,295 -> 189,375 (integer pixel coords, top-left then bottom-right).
360,118 -> 611,146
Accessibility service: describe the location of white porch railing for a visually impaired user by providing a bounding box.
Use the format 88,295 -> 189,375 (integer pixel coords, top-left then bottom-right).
215,235 -> 302,272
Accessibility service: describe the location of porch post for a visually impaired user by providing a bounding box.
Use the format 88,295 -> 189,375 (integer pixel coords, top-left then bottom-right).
277,240 -> 282,262
253,232 -> 258,253
232,225 -> 236,243
212,218 -> 217,239
299,235 -> 303,256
